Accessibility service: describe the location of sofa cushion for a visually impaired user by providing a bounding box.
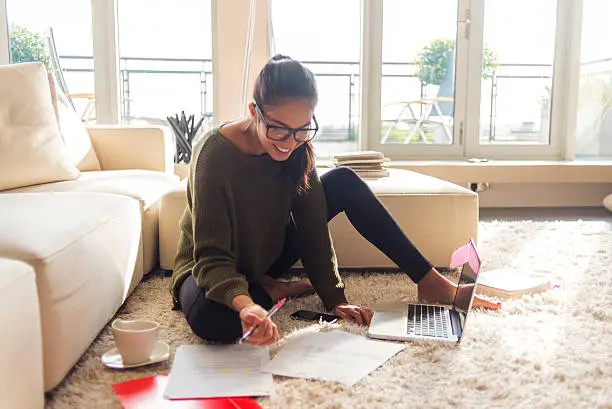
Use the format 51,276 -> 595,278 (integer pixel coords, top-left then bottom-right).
0,192 -> 142,391
56,89 -> 102,172
319,167 -> 473,195
6,169 -> 180,210
0,62 -> 80,191
6,170 -> 181,273
0,259 -> 44,409
47,73 -> 100,171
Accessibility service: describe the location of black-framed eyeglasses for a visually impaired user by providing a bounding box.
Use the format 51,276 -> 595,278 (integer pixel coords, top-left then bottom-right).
254,103 -> 319,142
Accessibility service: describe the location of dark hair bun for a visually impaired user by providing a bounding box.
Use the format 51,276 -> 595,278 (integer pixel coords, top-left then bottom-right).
271,54 -> 291,62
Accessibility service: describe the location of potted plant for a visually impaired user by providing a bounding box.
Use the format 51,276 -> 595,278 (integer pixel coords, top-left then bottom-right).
416,39 -> 498,95
166,112 -> 205,179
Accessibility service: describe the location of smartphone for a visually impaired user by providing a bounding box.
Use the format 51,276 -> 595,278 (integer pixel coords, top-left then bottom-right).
290,309 -> 340,323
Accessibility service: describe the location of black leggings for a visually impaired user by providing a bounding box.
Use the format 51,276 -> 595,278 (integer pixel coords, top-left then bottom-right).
179,167 -> 432,342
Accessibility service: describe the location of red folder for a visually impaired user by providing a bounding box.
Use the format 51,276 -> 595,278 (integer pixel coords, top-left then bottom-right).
112,374 -> 263,409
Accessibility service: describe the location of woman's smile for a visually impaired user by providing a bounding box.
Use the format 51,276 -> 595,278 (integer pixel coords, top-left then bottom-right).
273,144 -> 292,154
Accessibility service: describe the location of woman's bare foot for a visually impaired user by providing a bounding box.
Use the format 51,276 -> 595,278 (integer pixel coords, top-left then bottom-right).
417,268 -> 501,311
260,275 -> 315,302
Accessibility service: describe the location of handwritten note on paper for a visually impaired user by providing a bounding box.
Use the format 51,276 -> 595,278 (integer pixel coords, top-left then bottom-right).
163,344 -> 274,399
263,331 -> 405,386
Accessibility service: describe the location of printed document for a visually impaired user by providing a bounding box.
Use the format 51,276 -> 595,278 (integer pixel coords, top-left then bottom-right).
263,331 -> 405,386
164,344 -> 274,399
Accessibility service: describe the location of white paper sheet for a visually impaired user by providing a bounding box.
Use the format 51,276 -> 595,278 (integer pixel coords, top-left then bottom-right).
163,344 -> 274,399
263,330 -> 406,386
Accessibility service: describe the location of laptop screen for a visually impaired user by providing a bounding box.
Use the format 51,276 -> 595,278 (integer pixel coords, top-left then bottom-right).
451,261 -> 478,313
451,239 -> 481,314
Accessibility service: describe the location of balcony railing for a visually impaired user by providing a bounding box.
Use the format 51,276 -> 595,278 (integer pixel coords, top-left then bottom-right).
59,56 -> 610,146
59,55 -> 213,124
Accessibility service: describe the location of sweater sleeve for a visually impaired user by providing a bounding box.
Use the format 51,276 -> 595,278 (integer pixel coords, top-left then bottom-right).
190,155 -> 250,309
291,168 -> 348,310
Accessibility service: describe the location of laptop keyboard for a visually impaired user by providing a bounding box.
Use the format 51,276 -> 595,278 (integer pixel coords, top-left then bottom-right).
407,304 -> 450,338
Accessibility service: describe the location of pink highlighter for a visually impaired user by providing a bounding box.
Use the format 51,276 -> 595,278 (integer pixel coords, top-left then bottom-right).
238,297 -> 287,344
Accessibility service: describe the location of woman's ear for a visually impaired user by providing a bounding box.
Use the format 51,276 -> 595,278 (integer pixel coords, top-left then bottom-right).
248,102 -> 257,118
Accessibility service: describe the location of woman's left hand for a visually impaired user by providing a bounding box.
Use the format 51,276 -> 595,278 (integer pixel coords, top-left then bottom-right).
332,304 -> 374,326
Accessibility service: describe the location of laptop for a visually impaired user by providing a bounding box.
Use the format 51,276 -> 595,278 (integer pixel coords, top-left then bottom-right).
367,239 -> 481,344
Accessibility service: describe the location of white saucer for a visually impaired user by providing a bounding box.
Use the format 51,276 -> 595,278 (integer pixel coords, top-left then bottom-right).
101,340 -> 170,369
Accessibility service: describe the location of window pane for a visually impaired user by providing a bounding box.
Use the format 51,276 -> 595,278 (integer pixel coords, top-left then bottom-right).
272,0 -> 360,158
118,0 -> 213,126
480,0 -> 557,145
7,0 -> 94,120
575,0 -> 612,158
381,0 -> 458,146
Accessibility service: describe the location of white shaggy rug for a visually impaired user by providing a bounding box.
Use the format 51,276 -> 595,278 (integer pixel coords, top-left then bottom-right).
45,214 -> 612,409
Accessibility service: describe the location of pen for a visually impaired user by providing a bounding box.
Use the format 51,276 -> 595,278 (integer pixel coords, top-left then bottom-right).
238,297 -> 287,344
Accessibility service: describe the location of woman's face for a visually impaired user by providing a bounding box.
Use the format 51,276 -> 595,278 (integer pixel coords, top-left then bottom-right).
250,99 -> 314,161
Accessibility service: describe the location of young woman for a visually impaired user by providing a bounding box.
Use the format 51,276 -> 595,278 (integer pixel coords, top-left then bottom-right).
171,55 -> 499,346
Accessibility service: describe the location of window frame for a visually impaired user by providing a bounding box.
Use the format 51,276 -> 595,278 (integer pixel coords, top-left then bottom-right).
362,0 -> 584,160
1,0 -> 10,65
0,0 -> 590,161
365,0 -> 470,160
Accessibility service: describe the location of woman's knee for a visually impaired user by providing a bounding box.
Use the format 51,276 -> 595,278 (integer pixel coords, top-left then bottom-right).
323,167 -> 369,200
324,166 -> 361,186
185,296 -> 242,342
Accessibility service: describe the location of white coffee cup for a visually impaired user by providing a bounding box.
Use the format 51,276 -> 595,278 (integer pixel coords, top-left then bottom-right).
111,319 -> 159,365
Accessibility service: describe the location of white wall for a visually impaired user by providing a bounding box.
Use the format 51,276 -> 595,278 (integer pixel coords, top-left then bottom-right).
392,161 -> 612,207
477,183 -> 611,208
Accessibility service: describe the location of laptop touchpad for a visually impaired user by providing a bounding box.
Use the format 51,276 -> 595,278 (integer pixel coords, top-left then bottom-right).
369,302 -> 409,337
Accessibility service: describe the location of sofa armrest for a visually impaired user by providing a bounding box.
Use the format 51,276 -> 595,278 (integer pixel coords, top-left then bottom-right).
87,125 -> 175,173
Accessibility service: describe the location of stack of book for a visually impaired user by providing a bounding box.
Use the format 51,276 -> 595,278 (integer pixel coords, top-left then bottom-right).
331,151 -> 390,179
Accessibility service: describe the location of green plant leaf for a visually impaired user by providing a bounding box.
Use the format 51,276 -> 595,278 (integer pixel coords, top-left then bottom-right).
9,25 -> 50,70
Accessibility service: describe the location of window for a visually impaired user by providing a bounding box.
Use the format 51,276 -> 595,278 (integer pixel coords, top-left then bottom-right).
366,0 -> 566,160
479,0 -> 557,147
0,0 -> 605,163
380,0 -> 459,147
271,0 -> 361,158
6,0 -> 94,117
575,0 -> 612,159
118,0 -> 213,125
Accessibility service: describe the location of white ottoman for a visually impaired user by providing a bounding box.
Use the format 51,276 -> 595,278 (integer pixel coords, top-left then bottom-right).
0,259 -> 44,409
159,168 -> 478,269
323,168 -> 478,268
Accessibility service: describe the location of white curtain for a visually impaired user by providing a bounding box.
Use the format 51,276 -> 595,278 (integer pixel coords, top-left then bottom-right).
240,0 -> 274,117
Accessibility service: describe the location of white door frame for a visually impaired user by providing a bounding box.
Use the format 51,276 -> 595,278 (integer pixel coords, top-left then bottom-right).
464,0 -> 579,160
91,0 -> 120,124
363,0 -> 582,161
0,0 -> 10,64
365,0 -> 471,159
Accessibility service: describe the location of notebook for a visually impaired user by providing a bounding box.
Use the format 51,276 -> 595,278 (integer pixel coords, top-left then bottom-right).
112,374 -> 263,409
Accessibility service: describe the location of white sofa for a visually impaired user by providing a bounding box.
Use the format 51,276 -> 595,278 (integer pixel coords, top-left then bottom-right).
0,259 -> 44,409
0,62 -> 180,406
6,126 -> 180,275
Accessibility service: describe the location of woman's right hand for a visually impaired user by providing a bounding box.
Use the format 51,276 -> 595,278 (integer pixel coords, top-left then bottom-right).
239,304 -> 279,346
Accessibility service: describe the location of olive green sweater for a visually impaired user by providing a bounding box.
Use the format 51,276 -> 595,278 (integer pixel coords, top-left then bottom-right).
170,129 -> 347,311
